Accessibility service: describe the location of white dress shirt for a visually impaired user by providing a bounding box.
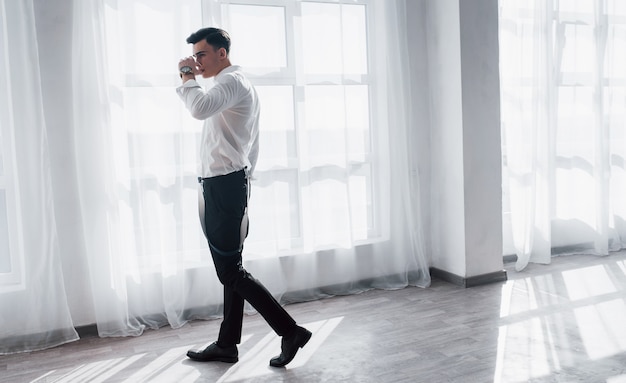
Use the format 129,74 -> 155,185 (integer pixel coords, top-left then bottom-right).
176,65 -> 260,178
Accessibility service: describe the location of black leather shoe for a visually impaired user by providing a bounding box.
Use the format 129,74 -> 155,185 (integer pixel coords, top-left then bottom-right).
187,342 -> 238,363
269,326 -> 312,367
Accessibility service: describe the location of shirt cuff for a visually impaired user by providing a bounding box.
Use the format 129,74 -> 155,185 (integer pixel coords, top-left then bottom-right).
176,79 -> 201,96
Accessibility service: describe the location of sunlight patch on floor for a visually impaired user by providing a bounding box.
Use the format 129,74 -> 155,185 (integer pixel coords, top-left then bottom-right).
499,277 -> 541,317
494,318 -> 553,382
122,345 -> 195,383
575,299 -> 626,360
31,353 -> 146,383
607,374 -> 626,383
27,319 -> 341,383
617,260 -> 626,276
495,262 -> 626,382
562,265 -> 617,301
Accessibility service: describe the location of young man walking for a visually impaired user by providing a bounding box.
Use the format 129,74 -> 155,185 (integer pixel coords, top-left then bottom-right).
176,27 -> 311,368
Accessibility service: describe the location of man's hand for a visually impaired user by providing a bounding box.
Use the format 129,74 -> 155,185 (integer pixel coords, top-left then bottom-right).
178,57 -> 200,75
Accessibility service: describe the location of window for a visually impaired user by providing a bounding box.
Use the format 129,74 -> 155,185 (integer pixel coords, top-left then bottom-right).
220,1 -> 375,255
500,0 -> 626,254
107,0 -> 381,268
105,0 -> 378,270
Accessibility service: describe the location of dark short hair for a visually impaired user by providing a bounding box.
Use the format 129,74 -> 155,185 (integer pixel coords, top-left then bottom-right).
186,27 -> 231,54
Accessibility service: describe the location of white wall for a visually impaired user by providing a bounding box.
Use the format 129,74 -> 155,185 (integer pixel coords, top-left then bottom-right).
409,0 -> 504,279
458,0 -> 503,276
424,0 -> 468,277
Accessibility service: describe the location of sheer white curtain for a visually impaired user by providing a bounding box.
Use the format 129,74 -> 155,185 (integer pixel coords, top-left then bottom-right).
70,0 -> 430,337
500,0 -> 626,271
0,0 -> 78,353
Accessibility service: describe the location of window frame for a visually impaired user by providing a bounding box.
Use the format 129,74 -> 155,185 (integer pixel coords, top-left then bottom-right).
107,0 -> 386,269
215,0 -> 383,257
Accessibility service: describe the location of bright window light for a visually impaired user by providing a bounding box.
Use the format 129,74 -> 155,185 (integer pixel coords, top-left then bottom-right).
562,265 -> 617,301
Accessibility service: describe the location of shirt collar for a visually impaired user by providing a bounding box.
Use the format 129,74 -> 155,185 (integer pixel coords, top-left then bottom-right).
215,65 -> 240,81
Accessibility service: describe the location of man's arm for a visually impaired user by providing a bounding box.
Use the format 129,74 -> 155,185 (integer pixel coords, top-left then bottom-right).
176,77 -> 239,120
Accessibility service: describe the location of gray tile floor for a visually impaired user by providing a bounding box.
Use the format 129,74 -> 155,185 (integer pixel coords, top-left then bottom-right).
3,251 -> 626,382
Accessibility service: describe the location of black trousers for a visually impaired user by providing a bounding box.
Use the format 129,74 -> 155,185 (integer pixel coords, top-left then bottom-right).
200,169 -> 296,346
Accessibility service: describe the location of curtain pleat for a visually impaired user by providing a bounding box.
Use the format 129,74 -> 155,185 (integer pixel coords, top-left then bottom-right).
0,0 -> 78,354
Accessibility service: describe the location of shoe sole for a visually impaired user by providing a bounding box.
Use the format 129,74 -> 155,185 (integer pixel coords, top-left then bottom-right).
186,352 -> 238,363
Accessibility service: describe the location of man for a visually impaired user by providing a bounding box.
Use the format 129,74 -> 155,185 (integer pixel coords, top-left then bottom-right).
176,27 -> 311,368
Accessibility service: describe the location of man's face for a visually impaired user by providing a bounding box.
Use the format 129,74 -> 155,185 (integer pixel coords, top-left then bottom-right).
192,40 -> 225,78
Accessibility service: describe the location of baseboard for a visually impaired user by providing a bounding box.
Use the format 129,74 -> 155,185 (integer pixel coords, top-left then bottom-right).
429,267 -> 508,288
75,324 -> 99,338
503,254 -> 517,264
